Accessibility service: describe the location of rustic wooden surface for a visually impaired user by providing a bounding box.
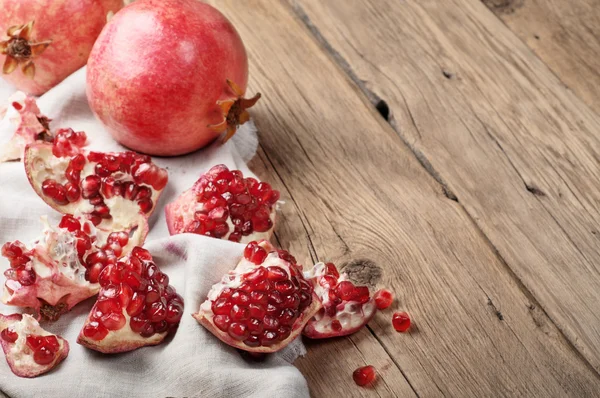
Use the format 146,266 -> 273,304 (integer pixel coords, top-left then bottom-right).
205,0 -> 600,396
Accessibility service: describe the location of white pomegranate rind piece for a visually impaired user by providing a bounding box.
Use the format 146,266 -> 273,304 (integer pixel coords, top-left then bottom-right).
0,314 -> 69,378
165,164 -> 278,244
0,92 -> 51,162
193,240 -> 322,353
2,215 -> 145,319
303,262 -> 377,339
77,247 -> 184,354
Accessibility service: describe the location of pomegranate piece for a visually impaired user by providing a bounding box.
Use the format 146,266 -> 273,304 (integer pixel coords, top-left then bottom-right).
193,240 -> 322,353
165,165 -> 279,244
77,247 -> 184,353
0,0 -> 124,96
0,313 -> 69,378
0,92 -> 51,162
303,262 -> 378,339
353,365 -> 377,387
1,214 -> 143,320
24,129 -> 167,234
392,312 -> 411,332
374,289 -> 394,310
87,0 -> 258,156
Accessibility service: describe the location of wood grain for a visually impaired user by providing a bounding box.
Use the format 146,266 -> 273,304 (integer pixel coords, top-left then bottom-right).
211,0 -> 600,396
292,0 -> 600,379
483,0 -> 600,113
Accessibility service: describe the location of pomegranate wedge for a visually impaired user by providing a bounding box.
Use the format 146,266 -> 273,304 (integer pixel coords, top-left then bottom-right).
2,214 -> 144,320
194,240 -> 321,353
0,92 -> 51,162
303,262 -> 378,338
24,128 -> 167,233
0,314 -> 69,378
165,164 -> 278,243
78,247 -> 184,354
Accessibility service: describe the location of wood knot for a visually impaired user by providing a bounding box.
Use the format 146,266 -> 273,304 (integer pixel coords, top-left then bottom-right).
340,259 -> 382,289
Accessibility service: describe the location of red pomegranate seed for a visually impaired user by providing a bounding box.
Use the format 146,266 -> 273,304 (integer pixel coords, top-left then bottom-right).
335,281 -> 356,301
58,215 -> 81,232
100,312 -> 126,331
374,289 -> 394,310
138,198 -> 154,214
17,268 -> 36,286
41,179 -> 68,205
81,175 -> 102,199
127,292 -> 146,317
65,182 -> 81,202
353,365 -> 376,387
244,241 -> 268,264
213,315 -> 231,332
33,346 -> 56,365
70,154 -> 86,170
392,312 -> 411,332
83,321 -> 109,340
0,328 -> 18,343
228,322 -> 249,341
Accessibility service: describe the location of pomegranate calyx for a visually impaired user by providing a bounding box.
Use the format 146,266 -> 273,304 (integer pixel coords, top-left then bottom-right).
1,20 -> 52,79
208,79 -> 261,142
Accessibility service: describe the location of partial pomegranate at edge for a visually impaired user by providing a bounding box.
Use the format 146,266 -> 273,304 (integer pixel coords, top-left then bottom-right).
0,92 -> 51,162
87,0 -> 260,156
0,313 -> 69,378
77,247 -> 184,353
303,262 -> 378,339
165,164 -> 279,244
0,0 -> 124,95
194,240 -> 321,353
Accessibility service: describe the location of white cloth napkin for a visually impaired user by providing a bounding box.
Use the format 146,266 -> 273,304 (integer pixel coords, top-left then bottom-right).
0,68 -> 309,397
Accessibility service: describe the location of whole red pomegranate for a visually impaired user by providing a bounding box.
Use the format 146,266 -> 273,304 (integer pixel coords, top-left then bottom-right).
0,0 -> 124,96
87,0 -> 258,156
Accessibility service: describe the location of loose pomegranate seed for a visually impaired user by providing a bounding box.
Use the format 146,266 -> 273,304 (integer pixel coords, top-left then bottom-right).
353,365 -> 376,387
244,241 -> 267,264
374,289 -> 394,310
392,312 -> 411,332
0,328 -> 18,343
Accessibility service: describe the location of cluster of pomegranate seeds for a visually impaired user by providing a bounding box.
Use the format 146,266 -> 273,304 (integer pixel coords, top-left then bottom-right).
318,263 -> 370,317
392,312 -> 411,332
38,130 -> 167,225
57,215 -> 130,284
26,335 -> 60,365
353,365 -> 377,387
210,241 -> 313,348
0,327 -> 18,343
81,247 -> 184,341
190,165 -> 280,241
374,289 -> 394,310
1,241 -> 35,286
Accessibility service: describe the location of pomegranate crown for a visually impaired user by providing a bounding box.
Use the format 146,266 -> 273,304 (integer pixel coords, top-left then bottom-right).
0,20 -> 52,79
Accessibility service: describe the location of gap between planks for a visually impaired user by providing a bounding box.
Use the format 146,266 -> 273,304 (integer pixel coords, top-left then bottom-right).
285,0 -> 600,381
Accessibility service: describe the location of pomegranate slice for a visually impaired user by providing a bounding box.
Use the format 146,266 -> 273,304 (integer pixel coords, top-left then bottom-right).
193,240 -> 321,353
303,262 -> 378,338
24,128 -> 167,233
165,164 -> 279,243
77,247 -> 184,353
0,92 -> 51,162
2,214 -> 144,320
0,313 -> 69,378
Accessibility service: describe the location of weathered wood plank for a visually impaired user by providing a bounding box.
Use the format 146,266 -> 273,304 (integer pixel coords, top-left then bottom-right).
292,0 -> 600,378
212,0 -> 600,396
483,0 -> 600,113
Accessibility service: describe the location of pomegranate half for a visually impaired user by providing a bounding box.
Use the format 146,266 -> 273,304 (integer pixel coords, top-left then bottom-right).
0,0 -> 124,95
2,214 -> 140,320
165,164 -> 279,243
77,247 -> 184,353
86,0 -> 259,156
194,240 -> 321,353
0,313 -> 69,378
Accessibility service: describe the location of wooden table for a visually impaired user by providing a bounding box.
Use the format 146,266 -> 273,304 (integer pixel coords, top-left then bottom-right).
211,1 -> 600,396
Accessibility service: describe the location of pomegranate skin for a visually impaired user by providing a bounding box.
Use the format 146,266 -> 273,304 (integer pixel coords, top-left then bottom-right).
0,0 -> 124,96
86,0 -> 249,156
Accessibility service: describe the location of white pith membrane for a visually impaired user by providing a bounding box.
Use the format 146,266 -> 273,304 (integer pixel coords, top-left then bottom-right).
0,92 -> 49,162
25,144 -> 158,234
193,241 -> 322,353
0,314 -> 69,378
2,215 -> 141,316
165,188 -> 276,244
303,263 -> 377,338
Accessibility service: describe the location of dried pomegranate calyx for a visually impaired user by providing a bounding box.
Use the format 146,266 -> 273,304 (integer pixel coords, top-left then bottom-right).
207,79 -> 261,142
0,20 -> 52,79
